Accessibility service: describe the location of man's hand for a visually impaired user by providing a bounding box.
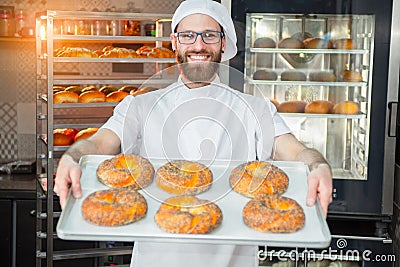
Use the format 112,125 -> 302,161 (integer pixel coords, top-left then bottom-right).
306,163 -> 332,217
54,154 -> 83,209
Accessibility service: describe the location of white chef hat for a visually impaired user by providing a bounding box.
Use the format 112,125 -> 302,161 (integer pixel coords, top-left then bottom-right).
171,0 -> 238,62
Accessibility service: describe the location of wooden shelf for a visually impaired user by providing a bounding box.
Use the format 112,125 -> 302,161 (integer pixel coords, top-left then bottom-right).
0,37 -> 35,42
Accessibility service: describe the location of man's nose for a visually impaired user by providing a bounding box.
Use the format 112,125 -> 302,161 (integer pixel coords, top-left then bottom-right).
192,34 -> 208,49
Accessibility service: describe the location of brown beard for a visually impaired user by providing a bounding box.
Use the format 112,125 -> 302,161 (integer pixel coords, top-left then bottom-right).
177,49 -> 222,84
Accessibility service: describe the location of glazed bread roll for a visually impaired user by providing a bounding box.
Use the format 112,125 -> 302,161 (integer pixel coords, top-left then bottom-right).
333,38 -> 354,49
341,70 -> 363,82
78,91 -> 106,103
65,85 -> 82,94
309,71 -> 336,82
74,128 -> 99,142
333,101 -> 360,114
303,38 -> 333,49
53,128 -> 79,146
106,91 -> 129,102
99,85 -> 117,95
305,100 -> 335,114
53,91 -> 79,104
281,70 -> 307,81
278,38 -> 305,49
277,101 -> 307,113
253,37 -> 276,48
253,70 -> 278,80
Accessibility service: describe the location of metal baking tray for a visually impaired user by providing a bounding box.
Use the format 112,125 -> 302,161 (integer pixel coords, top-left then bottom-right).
57,155 -> 331,248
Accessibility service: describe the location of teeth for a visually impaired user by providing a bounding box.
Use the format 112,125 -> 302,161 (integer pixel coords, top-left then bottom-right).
190,55 -> 208,60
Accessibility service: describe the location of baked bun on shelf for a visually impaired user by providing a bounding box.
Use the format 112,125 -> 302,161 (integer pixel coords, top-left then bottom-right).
277,101 -> 307,113
305,100 -> 335,114
281,70 -> 307,81
78,91 -> 106,103
253,69 -> 278,80
74,128 -> 99,142
106,91 -> 129,102
332,101 -> 360,114
309,71 -> 336,82
53,128 -> 79,146
341,70 -> 363,82
99,86 -> 117,95
253,37 -> 276,48
53,91 -> 79,104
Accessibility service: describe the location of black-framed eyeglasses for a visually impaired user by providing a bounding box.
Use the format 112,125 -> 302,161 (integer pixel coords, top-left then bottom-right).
174,30 -> 224,44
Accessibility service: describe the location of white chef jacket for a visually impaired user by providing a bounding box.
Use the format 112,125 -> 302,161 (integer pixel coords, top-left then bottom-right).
101,76 -> 291,267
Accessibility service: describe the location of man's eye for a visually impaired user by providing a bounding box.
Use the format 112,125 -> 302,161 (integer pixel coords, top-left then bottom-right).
204,32 -> 217,38
181,33 -> 194,39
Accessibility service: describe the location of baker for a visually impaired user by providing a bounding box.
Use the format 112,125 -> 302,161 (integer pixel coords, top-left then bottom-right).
54,0 -> 332,266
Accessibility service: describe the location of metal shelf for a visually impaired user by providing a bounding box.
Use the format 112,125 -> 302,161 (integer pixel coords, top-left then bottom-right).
250,79 -> 367,87
249,47 -> 369,55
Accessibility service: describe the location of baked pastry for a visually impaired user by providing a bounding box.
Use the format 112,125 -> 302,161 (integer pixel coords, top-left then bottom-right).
156,160 -> 213,195
154,196 -> 222,234
341,70 -> 363,82
303,37 -> 333,49
309,71 -> 336,82
278,38 -> 305,49
243,195 -> 305,233
78,91 -> 106,103
65,86 -> 83,94
106,91 -> 129,102
100,47 -> 138,58
136,46 -> 153,57
280,70 -> 307,81
98,86 -> 117,95
333,38 -> 354,49
81,188 -> 147,226
229,161 -> 289,198
53,91 -> 79,104
55,47 -> 98,58
74,128 -> 99,142
147,47 -> 175,58
53,86 -> 66,93
332,101 -> 360,114
253,70 -> 278,80
253,37 -> 276,48
96,154 -> 154,189
277,101 -> 307,113
305,100 -> 334,114
53,128 -> 79,146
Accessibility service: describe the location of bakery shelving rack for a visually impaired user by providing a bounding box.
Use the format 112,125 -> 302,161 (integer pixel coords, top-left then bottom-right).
243,13 -> 375,182
35,10 -> 173,267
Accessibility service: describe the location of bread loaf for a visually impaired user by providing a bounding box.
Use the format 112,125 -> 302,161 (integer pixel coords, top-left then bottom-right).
341,70 -> 363,82
78,91 -> 106,103
254,37 -> 276,48
305,100 -> 334,114
281,70 -> 306,81
332,101 -> 360,114
309,71 -> 336,82
54,128 -> 79,146
106,91 -> 129,102
54,91 -> 79,104
74,128 -> 99,142
253,70 -> 278,80
277,101 -> 307,113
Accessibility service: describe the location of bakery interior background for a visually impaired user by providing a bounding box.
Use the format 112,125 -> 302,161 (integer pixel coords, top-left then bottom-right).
0,0 -> 183,161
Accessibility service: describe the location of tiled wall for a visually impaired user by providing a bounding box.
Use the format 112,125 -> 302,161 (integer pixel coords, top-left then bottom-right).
0,0 -> 182,161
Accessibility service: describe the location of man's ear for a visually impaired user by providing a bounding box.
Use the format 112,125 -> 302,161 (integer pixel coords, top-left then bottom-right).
170,33 -> 177,52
